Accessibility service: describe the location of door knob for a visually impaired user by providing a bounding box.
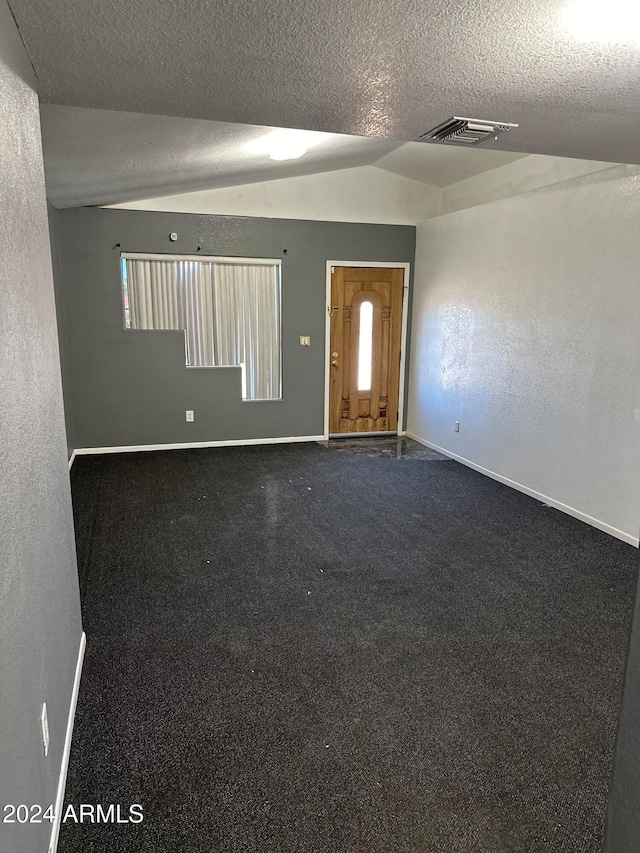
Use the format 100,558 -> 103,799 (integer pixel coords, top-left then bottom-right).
331,360 -> 338,367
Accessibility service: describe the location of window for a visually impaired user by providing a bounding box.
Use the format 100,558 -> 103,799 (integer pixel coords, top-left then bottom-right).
121,253 -> 282,401
357,300 -> 373,391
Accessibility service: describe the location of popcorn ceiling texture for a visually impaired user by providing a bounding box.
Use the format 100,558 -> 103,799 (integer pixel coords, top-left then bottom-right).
39,105 -> 401,208
39,104 -> 523,209
9,0 -> 640,164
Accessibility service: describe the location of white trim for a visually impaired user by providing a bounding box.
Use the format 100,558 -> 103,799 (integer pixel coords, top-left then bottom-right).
121,252 -> 282,265
328,260 -> 411,269
68,450 -> 77,471
324,261 -> 411,440
49,632 -> 86,853
324,267 -> 332,439
74,435 -> 325,456
407,432 -> 639,548
397,270 -> 410,437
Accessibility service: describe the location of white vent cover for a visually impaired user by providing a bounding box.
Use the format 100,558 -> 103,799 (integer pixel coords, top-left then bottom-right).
420,117 -> 518,146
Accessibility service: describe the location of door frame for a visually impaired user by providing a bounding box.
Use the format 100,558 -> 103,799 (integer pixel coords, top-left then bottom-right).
323,260 -> 411,440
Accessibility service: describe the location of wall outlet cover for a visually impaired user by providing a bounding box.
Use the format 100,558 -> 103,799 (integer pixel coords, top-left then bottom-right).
186,410 -> 194,422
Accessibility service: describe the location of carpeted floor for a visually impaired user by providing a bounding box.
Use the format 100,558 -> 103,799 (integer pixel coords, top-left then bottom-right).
316,436 -> 448,460
60,443 -> 637,852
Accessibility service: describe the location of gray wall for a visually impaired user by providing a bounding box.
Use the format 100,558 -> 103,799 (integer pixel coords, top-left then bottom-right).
606,572 -> 640,851
49,203 -> 75,455
0,3 -> 83,852
53,207 -> 415,449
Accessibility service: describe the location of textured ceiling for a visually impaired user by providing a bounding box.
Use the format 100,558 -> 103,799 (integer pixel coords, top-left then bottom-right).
9,0 -> 640,165
40,106 -> 398,207
372,145 -> 525,188
40,105 -> 526,208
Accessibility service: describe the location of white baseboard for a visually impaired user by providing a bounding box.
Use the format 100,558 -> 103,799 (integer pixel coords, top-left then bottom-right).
406,432 -> 639,548
68,450 -> 77,470
74,434 -> 325,456
48,632 -> 86,853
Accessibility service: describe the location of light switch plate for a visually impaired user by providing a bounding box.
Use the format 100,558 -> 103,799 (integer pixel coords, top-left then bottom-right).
299,336 -> 311,347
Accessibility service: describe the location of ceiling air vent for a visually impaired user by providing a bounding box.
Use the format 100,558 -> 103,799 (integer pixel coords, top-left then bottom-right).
420,117 -> 518,146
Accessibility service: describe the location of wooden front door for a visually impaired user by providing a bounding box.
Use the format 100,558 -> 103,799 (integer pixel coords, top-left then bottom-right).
329,266 -> 405,435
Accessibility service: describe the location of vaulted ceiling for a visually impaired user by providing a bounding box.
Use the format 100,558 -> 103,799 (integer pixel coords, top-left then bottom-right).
40,105 -> 525,208
9,0 -> 640,168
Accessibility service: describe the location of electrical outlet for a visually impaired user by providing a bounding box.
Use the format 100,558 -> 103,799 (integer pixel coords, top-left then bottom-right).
185,410 -> 194,422
41,703 -> 50,757
455,421 -> 460,433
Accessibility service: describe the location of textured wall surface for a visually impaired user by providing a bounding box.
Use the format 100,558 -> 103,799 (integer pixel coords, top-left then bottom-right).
54,208 -> 415,449
111,165 -> 440,225
407,164 -> 640,542
9,0 -> 640,164
111,157 -> 616,227
0,3 -> 82,852
439,155 -> 617,217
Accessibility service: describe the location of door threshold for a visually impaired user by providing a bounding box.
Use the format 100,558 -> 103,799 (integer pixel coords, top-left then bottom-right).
329,431 -> 398,439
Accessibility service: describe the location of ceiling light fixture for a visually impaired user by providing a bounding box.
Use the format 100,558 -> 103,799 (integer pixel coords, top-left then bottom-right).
561,0 -> 640,44
246,129 -> 329,161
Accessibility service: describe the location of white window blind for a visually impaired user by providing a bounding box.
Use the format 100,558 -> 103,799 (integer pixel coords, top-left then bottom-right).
122,254 -> 282,401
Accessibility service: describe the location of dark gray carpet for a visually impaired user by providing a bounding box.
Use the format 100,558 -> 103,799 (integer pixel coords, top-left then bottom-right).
60,443 -> 636,852
316,436 -> 448,460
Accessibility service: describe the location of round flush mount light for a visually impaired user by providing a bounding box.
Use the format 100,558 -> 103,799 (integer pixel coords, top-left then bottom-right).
246,129 -> 329,161
562,0 -> 640,44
